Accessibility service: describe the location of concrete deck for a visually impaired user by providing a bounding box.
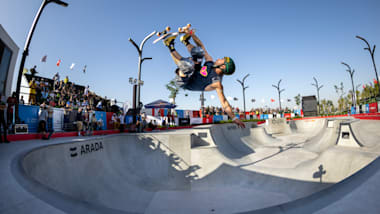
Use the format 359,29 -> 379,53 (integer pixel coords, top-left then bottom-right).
1,117 -> 379,213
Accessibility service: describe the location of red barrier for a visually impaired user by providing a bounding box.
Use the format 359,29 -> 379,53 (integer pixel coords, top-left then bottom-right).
202,116 -> 213,124
106,112 -> 113,129
193,111 -> 200,118
257,121 -> 265,125
369,102 -> 378,113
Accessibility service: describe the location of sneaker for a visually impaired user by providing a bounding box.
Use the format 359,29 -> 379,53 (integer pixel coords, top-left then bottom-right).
163,34 -> 177,47
180,33 -> 191,45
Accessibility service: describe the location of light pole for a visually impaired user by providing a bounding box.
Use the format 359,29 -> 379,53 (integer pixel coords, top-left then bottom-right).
15,0 -> 68,122
356,36 -> 380,97
128,31 -> 156,114
129,77 -> 144,124
272,79 -> 285,111
341,62 -> 356,107
237,74 -> 250,114
200,91 -> 206,117
311,77 -> 323,114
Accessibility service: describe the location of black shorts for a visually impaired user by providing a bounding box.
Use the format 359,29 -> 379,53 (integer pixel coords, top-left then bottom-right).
38,120 -> 47,133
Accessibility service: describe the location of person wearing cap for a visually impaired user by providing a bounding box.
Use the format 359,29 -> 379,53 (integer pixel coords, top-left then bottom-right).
162,29 -> 245,128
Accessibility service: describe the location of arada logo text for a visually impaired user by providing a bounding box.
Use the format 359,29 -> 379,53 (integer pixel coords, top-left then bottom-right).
69,141 -> 104,158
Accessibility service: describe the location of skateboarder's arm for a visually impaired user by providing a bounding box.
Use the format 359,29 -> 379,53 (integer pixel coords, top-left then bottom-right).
191,34 -> 213,62
212,82 -> 245,128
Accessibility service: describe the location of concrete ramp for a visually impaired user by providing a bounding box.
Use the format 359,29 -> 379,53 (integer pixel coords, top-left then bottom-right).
244,156 -> 380,214
21,133 -> 331,214
15,119 -> 380,213
336,122 -> 363,148
265,118 -> 292,135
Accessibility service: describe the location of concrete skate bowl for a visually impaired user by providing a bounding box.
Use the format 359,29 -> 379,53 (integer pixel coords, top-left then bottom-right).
16,119 -> 380,213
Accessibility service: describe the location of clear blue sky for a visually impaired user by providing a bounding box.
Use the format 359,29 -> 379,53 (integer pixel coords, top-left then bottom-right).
1,0 -> 380,110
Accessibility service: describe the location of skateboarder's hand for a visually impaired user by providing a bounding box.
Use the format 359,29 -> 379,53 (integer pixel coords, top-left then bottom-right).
233,119 -> 245,128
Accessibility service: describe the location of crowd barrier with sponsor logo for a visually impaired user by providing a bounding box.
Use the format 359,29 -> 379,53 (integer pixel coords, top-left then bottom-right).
17,105 -> 319,134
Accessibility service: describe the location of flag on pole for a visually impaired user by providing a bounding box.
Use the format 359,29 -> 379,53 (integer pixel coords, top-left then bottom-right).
56,59 -> 61,67
41,55 -> 47,62
83,65 -> 87,73
70,63 -> 75,70
270,98 -> 275,102
374,78 -> 378,85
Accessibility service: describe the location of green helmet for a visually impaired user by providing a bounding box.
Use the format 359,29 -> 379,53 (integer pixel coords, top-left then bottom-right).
223,56 -> 235,75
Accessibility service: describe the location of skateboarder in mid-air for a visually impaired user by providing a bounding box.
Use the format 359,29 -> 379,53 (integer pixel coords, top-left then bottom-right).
162,27 -> 245,128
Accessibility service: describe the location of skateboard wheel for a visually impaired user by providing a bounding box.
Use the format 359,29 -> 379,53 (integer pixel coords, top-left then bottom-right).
156,32 -> 161,36
166,26 -> 171,31
187,23 -> 191,28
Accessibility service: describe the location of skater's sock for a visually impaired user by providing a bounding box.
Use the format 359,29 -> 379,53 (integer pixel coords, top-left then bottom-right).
168,45 -> 175,52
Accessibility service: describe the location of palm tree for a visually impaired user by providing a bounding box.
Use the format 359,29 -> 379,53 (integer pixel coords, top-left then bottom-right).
334,82 -> 345,112
355,84 -> 361,105
294,94 -> 301,109
327,100 -> 334,113
166,78 -> 180,104
320,99 -> 327,114
311,77 -> 323,115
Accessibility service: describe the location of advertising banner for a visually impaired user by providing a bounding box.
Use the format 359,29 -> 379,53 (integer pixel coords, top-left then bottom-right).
125,115 -> 134,125
202,116 -> 213,124
361,105 -> 366,113
164,109 -> 168,116
192,111 -> 200,118
18,105 -> 39,133
190,117 -> 202,125
350,106 -> 356,115
176,110 -> 184,118
213,115 -> 224,122
53,108 -> 64,132
365,104 -> 370,113
106,112 -> 113,129
369,102 -> 378,113
95,111 -> 107,130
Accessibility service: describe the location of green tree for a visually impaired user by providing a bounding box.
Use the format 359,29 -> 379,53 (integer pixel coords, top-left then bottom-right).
166,78 -> 180,104
294,94 -> 301,109
320,99 -> 327,114
334,82 -> 346,112
327,100 -> 335,113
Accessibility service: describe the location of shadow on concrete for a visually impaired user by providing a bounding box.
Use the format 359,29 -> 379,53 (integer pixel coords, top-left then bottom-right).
241,157 -> 380,214
238,143 -> 302,168
211,124 -> 256,159
142,135 -> 201,183
191,133 -> 211,148
313,164 -> 327,183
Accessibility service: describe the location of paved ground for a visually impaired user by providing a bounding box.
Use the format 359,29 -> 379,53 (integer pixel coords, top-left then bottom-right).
1,117 -> 379,213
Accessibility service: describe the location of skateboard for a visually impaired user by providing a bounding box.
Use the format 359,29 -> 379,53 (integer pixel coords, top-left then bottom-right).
153,24 -> 193,44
